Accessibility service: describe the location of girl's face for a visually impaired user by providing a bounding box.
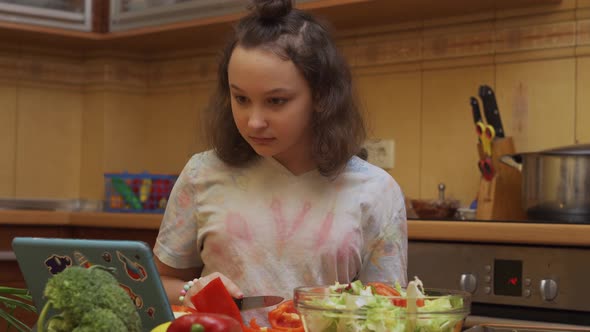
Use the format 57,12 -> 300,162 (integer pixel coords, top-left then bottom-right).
228,45 -> 315,174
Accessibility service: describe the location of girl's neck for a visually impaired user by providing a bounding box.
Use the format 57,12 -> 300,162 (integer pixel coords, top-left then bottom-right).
272,151 -> 316,176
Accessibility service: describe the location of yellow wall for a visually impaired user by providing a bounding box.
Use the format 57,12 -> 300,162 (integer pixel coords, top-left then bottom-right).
0,0 -> 589,209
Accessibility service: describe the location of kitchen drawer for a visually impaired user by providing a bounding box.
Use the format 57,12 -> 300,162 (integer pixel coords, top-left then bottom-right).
0,225 -> 73,250
71,226 -> 158,248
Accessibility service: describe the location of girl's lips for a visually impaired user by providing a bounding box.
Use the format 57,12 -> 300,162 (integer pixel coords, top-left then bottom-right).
250,137 -> 276,144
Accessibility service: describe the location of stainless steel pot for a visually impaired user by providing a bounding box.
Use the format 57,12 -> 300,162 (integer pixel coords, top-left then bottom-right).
501,144 -> 590,223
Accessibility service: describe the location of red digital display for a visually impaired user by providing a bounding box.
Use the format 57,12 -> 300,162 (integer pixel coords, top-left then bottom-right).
493,259 -> 523,296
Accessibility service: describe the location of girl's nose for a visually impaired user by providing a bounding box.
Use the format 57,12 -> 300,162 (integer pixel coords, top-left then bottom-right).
248,110 -> 268,129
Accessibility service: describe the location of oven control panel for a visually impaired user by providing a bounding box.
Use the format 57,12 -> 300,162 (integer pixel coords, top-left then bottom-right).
408,241 -> 590,312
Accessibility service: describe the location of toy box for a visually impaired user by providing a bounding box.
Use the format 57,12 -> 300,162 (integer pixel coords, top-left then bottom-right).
104,172 -> 178,213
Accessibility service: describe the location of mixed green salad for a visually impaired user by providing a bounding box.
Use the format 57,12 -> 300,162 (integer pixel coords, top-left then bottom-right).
295,277 -> 468,332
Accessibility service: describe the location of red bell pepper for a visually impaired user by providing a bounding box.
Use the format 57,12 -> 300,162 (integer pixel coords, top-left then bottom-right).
367,282 -> 425,307
166,312 -> 242,332
171,305 -> 199,314
190,277 -> 245,330
246,317 -> 303,332
244,318 -> 265,332
268,300 -> 304,332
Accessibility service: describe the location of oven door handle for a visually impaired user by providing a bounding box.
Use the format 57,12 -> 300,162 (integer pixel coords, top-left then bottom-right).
465,315 -> 590,331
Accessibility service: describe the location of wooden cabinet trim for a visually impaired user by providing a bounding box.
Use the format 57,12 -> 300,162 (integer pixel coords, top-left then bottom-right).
0,0 -> 562,52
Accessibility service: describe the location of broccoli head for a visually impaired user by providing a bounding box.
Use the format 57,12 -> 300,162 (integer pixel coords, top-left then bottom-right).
37,265 -> 141,332
72,308 -> 127,332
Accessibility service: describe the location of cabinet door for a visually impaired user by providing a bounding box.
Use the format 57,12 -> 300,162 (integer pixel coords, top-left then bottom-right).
0,0 -> 92,31
109,0 -> 318,31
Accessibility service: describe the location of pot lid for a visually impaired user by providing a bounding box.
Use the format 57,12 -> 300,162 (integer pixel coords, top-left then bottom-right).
541,143 -> 590,156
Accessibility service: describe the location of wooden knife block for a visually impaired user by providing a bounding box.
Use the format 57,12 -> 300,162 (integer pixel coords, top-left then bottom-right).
476,137 -> 527,221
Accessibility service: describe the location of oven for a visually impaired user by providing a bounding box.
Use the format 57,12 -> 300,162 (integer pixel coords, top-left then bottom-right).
408,240 -> 590,330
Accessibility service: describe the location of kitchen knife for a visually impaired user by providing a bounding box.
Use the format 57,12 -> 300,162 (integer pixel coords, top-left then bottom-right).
478,85 -> 505,138
233,295 -> 284,311
470,96 -> 484,125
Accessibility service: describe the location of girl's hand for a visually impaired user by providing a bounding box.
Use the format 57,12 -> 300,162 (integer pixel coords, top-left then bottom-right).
182,272 -> 244,307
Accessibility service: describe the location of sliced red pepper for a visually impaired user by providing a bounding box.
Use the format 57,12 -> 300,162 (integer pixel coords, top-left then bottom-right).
171,304 -> 199,314
268,300 -> 304,332
367,282 -> 401,297
244,318 -> 265,332
190,277 -> 245,330
166,312 -> 242,332
367,282 -> 425,307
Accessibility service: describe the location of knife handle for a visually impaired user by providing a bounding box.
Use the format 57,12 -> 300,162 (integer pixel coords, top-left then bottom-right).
470,97 -> 483,125
233,297 -> 244,310
478,85 -> 505,138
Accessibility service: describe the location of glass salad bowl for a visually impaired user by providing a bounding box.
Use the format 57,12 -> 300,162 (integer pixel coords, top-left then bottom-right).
293,282 -> 471,332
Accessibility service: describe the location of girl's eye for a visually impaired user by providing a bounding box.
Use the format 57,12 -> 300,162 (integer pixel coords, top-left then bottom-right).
234,95 -> 249,104
268,97 -> 288,106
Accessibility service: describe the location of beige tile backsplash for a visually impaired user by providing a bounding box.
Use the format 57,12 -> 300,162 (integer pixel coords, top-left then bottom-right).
0,85 -> 17,198
1,2 -> 589,209
14,87 -> 83,198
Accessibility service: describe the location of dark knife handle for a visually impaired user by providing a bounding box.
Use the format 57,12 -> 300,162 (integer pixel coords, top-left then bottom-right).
233,297 -> 244,310
478,85 -> 505,138
470,97 -> 483,125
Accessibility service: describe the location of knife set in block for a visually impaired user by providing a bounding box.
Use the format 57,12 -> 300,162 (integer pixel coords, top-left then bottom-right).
471,85 -> 527,221
475,136 -> 527,221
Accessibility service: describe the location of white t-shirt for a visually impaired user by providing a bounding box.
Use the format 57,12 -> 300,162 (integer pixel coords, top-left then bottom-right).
154,150 -> 407,324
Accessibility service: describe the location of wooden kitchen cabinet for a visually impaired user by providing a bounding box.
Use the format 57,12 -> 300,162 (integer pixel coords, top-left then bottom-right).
109,0 -> 320,32
0,0 -> 562,52
0,0 -> 93,31
72,226 -> 158,248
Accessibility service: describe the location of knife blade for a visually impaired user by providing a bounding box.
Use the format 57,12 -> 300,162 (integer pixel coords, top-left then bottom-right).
478,85 -> 505,138
233,295 -> 284,311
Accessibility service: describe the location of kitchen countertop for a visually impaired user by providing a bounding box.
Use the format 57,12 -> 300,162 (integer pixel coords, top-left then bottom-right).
1,210 -> 589,247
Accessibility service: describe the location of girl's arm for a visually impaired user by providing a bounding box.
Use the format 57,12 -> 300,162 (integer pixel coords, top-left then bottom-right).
358,177 -> 408,286
155,255 -> 202,306
155,256 -> 244,307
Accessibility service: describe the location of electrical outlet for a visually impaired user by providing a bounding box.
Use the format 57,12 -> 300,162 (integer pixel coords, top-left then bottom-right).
363,139 -> 395,169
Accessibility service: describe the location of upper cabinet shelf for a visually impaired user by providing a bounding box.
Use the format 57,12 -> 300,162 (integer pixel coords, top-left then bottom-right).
0,0 -> 562,52
0,0 -> 93,31
109,0 -> 320,32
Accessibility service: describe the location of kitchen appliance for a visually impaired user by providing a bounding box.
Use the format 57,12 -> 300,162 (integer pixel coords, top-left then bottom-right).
501,144 -> 590,223
408,240 -> 590,329
466,324 -> 590,331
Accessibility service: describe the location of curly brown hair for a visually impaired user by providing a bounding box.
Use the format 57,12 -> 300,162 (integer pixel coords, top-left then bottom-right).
205,0 -> 366,177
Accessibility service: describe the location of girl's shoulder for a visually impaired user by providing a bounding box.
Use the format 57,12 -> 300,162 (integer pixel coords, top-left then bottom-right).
187,150 -> 223,167
344,156 -> 396,181
341,156 -> 402,192
180,150 -> 230,177
342,157 -> 406,213
183,150 -> 262,178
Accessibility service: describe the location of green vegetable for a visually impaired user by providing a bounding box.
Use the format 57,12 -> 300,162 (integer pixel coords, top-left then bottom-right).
300,278 -> 466,332
37,265 -> 141,332
0,285 -> 36,332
